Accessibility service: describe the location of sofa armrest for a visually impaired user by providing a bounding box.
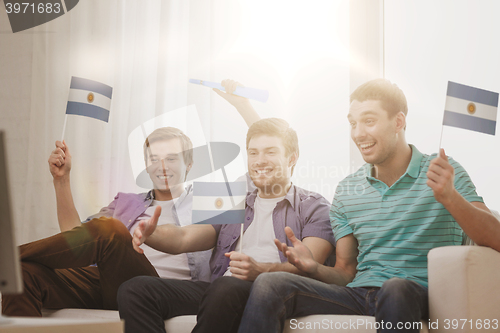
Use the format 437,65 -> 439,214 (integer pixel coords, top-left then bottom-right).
428,246 -> 500,333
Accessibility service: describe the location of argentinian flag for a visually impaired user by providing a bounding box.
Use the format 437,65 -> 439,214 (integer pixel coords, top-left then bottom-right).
193,181 -> 246,225
66,77 -> 113,122
443,81 -> 498,135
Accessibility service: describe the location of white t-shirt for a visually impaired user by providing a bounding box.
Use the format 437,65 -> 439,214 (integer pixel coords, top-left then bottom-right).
224,194 -> 284,276
130,199 -> 191,280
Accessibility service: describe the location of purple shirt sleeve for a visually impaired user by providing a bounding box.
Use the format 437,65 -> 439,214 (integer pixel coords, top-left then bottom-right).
298,193 -> 336,245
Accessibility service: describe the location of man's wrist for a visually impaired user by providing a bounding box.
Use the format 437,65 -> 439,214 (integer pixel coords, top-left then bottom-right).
258,262 -> 273,273
439,188 -> 461,207
234,98 -> 252,109
305,262 -> 320,279
53,175 -> 70,186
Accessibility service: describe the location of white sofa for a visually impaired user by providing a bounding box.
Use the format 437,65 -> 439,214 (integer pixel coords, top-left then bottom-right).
42,244 -> 500,333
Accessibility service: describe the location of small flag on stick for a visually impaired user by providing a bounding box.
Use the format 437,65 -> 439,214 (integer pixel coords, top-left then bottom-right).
189,79 -> 269,103
62,77 -> 113,140
192,181 -> 246,225
443,81 -> 498,135
66,77 -> 113,122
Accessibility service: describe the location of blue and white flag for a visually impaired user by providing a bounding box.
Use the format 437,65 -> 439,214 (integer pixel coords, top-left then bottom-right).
443,81 -> 498,135
192,181 -> 246,225
66,77 -> 113,122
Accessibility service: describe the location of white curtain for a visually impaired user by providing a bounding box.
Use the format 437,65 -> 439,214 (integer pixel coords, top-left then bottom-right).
18,0 -> 213,242
2,0 -> 351,244
384,0 -> 500,209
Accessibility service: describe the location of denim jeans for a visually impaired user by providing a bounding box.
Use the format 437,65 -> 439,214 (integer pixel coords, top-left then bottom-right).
238,272 -> 428,333
118,276 -> 252,333
193,276 -> 253,333
117,276 -> 210,333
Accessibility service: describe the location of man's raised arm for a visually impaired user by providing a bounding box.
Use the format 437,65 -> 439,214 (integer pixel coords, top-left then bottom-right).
212,79 -> 261,127
427,148 -> 500,252
49,140 -> 81,232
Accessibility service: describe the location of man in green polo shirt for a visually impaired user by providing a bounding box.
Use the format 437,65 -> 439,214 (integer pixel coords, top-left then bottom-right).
236,79 -> 500,333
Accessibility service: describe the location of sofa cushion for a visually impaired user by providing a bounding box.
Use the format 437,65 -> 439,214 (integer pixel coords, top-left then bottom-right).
43,309 -> 428,333
42,309 -> 197,332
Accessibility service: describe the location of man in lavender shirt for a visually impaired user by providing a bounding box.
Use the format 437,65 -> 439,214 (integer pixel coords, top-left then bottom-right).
119,115 -> 336,333
1,127 -> 212,316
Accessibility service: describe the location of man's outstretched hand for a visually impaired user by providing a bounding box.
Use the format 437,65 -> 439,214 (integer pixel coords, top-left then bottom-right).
132,205 -> 161,254
274,226 -> 319,276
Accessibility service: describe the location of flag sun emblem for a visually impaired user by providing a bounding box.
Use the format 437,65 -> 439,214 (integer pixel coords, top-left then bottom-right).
214,198 -> 224,209
87,92 -> 95,103
467,102 -> 476,115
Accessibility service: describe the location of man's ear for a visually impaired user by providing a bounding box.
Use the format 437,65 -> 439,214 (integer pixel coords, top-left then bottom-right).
395,111 -> 406,132
145,159 -> 152,174
184,163 -> 193,180
288,152 -> 298,168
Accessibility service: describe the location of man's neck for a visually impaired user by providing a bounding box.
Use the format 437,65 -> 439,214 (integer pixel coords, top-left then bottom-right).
258,182 -> 291,199
372,144 -> 412,187
153,185 -> 184,201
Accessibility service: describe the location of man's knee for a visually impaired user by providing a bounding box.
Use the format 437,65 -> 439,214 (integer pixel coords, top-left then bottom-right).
376,278 -> 429,324
254,271 -> 291,284
117,276 -> 154,305
378,278 -> 421,304
204,277 -> 251,305
251,272 -> 292,298
85,217 -> 130,242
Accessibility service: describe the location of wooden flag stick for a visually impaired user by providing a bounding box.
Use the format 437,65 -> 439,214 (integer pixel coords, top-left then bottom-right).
240,224 -> 243,253
206,142 -> 216,174
438,124 -> 444,152
61,114 -> 68,142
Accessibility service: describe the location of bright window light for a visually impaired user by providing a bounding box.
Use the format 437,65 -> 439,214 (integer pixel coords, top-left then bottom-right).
230,0 -> 349,88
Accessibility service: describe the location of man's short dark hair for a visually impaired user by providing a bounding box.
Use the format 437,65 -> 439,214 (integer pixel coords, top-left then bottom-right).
143,127 -> 193,166
246,118 -> 299,174
350,79 -> 408,119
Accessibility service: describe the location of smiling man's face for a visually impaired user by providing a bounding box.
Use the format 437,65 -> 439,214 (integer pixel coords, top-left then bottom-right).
145,138 -> 190,201
247,134 -> 294,198
348,99 -> 400,168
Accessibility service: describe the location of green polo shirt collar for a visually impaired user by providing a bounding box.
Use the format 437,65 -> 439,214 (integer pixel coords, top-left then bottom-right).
364,144 -> 423,182
406,144 -> 423,178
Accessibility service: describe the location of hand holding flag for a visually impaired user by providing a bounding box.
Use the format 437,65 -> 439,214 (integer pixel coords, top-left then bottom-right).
48,140 -> 71,180
224,251 -> 265,281
189,78 -> 269,103
426,148 -> 457,206
212,79 -> 250,107
132,205 -> 162,254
